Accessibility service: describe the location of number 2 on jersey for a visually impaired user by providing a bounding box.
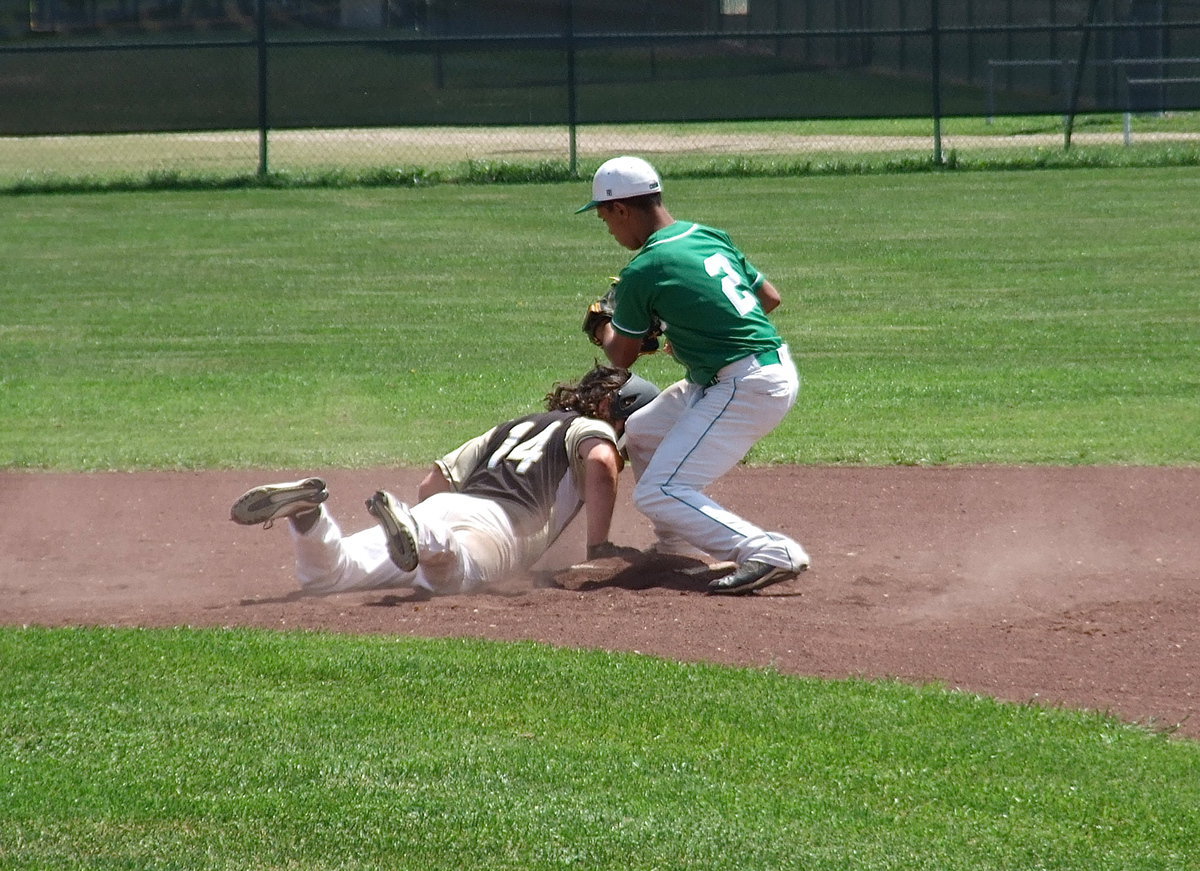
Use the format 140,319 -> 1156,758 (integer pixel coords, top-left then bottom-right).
704,252 -> 757,316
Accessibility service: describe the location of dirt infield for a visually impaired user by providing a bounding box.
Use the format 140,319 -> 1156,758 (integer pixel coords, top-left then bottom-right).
2,466 -> 1196,738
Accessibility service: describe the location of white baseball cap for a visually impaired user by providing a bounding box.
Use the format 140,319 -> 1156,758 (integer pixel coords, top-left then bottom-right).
575,156 -> 662,213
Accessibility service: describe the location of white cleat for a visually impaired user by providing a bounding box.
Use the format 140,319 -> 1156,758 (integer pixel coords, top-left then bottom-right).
365,490 -> 420,573
230,477 -> 328,528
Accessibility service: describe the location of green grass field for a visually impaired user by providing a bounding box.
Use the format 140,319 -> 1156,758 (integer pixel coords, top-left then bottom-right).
2,167 -> 1197,468
4,627 -> 1199,871
2,168 -> 1199,869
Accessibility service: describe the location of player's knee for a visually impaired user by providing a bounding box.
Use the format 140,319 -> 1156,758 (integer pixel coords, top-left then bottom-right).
632,478 -> 672,522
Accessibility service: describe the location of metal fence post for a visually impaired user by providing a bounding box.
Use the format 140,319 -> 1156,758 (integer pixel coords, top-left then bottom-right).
1065,0 -> 1103,151
931,0 -> 943,164
256,0 -> 269,177
565,0 -> 578,177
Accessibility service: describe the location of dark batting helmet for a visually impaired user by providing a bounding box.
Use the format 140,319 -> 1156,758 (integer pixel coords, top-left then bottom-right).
613,372 -> 659,420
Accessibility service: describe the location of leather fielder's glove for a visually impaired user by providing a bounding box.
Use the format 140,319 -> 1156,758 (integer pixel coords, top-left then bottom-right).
582,280 -> 662,354
581,288 -> 615,347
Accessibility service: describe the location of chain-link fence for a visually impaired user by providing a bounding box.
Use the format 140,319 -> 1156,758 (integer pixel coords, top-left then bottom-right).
2,0 -> 1198,185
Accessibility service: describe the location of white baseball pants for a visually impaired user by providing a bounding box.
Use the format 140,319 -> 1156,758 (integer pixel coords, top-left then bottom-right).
290,492 -> 528,595
624,345 -> 809,571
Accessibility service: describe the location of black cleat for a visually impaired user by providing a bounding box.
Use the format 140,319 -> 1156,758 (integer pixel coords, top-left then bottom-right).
707,560 -> 806,596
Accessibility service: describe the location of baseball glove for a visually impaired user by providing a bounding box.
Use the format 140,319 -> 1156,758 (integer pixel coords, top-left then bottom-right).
581,286 -> 616,347
582,279 -> 662,354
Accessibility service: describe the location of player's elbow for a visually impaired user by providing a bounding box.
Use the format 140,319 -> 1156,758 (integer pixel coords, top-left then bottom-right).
757,280 -> 782,313
586,452 -> 622,485
603,334 -> 642,369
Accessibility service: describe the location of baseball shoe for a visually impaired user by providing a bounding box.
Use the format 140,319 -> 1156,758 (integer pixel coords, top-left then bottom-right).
230,477 -> 328,528
707,560 -> 807,596
365,490 -> 420,573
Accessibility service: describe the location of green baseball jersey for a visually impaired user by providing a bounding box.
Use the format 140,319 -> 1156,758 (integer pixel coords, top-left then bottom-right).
610,221 -> 784,385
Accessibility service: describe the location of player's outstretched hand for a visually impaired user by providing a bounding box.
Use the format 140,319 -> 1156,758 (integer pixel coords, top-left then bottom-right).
586,541 -> 643,561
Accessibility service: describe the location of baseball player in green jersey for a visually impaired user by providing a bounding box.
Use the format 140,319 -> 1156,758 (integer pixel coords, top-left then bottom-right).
579,155 -> 810,595
230,366 -> 659,596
